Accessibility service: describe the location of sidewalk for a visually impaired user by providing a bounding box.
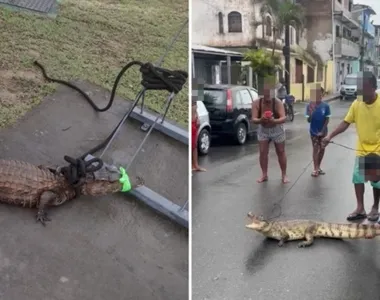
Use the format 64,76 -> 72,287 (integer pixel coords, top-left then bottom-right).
292,93 -> 340,114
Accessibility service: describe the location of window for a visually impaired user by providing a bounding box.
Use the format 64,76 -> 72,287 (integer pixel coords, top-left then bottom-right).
248,89 -> 258,100
348,0 -> 352,11
295,59 -> 303,83
218,12 -> 224,34
290,28 -> 294,44
296,29 -> 300,44
239,89 -> 254,105
265,16 -> 272,36
307,66 -> 315,83
317,65 -> 323,82
336,25 -> 340,37
228,11 -> 242,33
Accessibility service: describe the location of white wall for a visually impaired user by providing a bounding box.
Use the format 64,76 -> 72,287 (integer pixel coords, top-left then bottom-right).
192,0 -> 255,47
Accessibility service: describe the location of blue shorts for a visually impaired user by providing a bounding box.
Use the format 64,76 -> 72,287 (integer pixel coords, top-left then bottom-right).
352,156 -> 380,188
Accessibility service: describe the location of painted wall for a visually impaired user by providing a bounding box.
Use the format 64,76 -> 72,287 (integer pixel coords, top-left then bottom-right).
351,60 -> 360,73
289,58 -> 328,102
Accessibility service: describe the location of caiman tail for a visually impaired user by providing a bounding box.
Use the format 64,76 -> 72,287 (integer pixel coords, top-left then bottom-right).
315,222 -> 380,239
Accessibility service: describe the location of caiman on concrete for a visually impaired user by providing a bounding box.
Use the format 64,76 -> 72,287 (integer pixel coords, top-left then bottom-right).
245,212 -> 380,248
0,159 -> 144,226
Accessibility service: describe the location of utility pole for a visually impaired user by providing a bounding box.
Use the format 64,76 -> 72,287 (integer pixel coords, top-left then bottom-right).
283,25 -> 291,94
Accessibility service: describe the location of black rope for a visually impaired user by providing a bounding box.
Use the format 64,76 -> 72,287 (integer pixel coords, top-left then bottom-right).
59,155 -> 104,187
33,60 -> 188,112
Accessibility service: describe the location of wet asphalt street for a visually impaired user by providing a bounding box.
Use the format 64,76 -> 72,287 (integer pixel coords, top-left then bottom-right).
192,100 -> 380,300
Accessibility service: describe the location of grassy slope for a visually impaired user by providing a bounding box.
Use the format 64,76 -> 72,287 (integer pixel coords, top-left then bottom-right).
0,0 -> 188,128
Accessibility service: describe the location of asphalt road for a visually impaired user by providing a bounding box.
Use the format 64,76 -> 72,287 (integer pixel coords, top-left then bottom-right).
192,100 -> 380,300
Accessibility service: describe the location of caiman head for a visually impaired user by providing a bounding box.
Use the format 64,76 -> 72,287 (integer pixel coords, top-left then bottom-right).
245,212 -> 269,232
79,162 -> 144,196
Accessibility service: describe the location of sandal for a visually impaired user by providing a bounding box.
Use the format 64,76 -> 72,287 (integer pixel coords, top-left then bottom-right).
347,212 -> 367,221
311,170 -> 319,177
368,211 -> 380,222
318,169 -> 326,175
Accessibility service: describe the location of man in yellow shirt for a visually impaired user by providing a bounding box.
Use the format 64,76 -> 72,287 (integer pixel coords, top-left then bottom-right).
323,72 -> 380,222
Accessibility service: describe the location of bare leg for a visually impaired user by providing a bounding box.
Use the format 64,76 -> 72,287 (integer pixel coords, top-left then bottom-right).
312,144 -> 319,175
274,142 -> 289,184
368,187 -> 380,221
257,140 -> 269,183
36,191 -> 57,226
318,147 -> 325,169
347,183 -> 366,221
192,147 -> 206,172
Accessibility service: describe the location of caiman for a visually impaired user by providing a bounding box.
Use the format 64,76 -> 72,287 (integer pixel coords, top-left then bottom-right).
245,212 -> 380,248
0,159 -> 144,226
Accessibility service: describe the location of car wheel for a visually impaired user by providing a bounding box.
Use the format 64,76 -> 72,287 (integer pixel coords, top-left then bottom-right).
198,128 -> 211,156
235,122 -> 247,145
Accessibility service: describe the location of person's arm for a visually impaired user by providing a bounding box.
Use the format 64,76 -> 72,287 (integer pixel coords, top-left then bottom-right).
273,98 -> 286,124
320,104 -> 331,133
328,100 -> 356,139
305,104 -> 311,123
252,99 -> 262,124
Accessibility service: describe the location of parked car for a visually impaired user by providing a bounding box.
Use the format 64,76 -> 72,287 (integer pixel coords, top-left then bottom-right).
202,84 -> 259,145
340,73 -> 358,100
196,100 -> 211,156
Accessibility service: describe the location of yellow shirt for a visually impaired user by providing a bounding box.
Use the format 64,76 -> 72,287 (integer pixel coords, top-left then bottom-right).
344,95 -> 380,156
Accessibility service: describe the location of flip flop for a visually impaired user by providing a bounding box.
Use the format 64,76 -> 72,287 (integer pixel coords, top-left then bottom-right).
347,212 -> 367,221
311,171 -> 319,177
368,212 -> 380,222
318,169 -> 326,175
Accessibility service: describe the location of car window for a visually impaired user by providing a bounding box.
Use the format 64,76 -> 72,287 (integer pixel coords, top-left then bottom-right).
238,89 -> 253,105
203,90 -> 226,105
234,90 -> 243,106
196,101 -> 208,116
248,89 -> 258,100
344,77 -> 357,85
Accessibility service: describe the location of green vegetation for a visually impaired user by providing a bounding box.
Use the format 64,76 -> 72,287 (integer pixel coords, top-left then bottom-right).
0,0 -> 188,128
244,49 -> 282,77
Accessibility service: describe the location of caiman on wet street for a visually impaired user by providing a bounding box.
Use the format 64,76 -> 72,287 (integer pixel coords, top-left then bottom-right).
192,100 -> 380,300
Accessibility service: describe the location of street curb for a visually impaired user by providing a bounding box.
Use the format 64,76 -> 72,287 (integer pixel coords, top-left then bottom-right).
295,94 -> 340,104
131,186 -> 188,228
130,108 -> 188,145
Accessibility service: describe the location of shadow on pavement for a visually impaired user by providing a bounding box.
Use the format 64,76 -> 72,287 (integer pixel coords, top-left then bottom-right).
0,81 -> 188,300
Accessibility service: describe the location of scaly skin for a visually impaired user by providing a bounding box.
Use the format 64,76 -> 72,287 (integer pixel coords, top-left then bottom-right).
245,212 -> 380,248
0,159 -> 144,226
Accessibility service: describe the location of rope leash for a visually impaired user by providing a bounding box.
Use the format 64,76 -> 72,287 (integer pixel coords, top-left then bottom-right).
268,120 -> 380,220
34,60 -> 188,109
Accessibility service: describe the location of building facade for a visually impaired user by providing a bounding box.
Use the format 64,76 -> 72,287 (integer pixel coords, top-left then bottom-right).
350,4 -> 376,74
191,0 -> 375,100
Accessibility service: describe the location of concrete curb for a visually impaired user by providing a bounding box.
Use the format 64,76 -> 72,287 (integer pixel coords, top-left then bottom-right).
125,104 -> 189,229
131,186 -> 188,228
130,108 -> 188,145
294,94 -> 340,104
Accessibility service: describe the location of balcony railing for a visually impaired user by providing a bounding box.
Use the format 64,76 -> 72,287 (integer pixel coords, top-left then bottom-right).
334,37 -> 360,58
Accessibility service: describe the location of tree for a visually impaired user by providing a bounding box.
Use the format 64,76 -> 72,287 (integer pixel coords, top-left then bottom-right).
260,0 -> 305,57
244,48 -> 283,92
244,48 -> 282,77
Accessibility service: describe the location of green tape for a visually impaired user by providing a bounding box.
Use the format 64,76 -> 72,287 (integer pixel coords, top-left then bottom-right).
119,167 -> 132,192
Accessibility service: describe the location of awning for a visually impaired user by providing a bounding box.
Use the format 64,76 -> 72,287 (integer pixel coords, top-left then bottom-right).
192,44 -> 244,60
